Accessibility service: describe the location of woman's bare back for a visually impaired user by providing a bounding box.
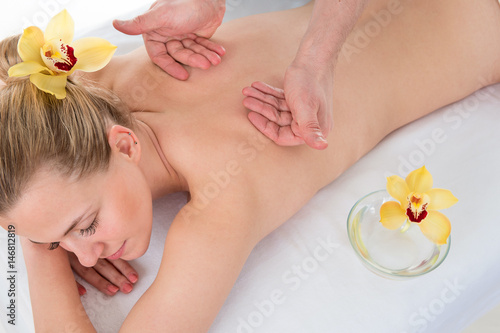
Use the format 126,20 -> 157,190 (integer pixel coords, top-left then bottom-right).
71,0 -> 500,330
96,0 -> 500,239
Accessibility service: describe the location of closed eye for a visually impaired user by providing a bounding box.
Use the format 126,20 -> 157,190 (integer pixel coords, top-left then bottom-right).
79,218 -> 99,237
29,239 -> 60,251
48,242 -> 60,250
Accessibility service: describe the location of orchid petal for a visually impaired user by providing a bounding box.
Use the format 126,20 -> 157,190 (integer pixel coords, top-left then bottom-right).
45,9 -> 74,44
71,38 -> 117,73
379,201 -> 407,230
405,165 -> 433,193
18,26 -> 45,63
418,210 -> 451,245
427,189 -> 458,210
8,61 -> 49,77
386,176 -> 410,208
30,73 -> 68,99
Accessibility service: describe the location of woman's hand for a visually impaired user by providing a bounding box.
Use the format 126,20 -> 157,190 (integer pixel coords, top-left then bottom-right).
68,252 -> 138,296
113,0 -> 226,80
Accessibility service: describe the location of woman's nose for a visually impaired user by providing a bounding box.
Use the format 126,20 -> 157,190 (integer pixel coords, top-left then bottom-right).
61,240 -> 104,267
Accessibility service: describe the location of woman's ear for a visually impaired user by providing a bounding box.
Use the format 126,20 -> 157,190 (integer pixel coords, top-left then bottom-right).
107,125 -> 141,163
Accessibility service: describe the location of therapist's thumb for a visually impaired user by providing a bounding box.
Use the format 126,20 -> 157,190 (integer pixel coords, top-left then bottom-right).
113,11 -> 161,35
295,106 -> 328,150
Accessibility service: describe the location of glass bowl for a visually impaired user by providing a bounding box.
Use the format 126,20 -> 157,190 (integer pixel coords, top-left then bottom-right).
347,190 -> 450,279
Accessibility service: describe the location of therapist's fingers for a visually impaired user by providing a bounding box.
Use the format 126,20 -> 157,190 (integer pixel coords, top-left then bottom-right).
166,40 -> 210,70
145,39 -> 189,80
194,37 -> 226,57
113,6 -> 167,36
290,96 -> 328,150
168,35 -> 224,69
242,95 -> 293,126
243,81 -> 306,146
247,112 -> 305,146
242,83 -> 292,126
182,38 -> 223,66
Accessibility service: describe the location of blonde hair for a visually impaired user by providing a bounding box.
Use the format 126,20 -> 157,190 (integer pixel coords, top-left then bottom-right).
0,35 -> 133,214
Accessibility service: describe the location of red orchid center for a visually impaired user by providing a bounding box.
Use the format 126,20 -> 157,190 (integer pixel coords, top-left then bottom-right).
41,39 -> 78,73
406,192 -> 430,223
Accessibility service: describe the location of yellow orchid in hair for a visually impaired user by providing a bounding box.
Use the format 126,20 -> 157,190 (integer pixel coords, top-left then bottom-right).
379,166 -> 458,245
8,9 -> 116,99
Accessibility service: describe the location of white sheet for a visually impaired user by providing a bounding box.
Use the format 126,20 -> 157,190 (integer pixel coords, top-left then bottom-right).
1,1 -> 499,332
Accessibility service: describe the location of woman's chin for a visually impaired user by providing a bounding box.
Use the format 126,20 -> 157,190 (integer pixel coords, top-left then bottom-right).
124,240 -> 150,261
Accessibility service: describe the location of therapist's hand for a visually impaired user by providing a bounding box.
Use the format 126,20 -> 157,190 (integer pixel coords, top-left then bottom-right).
68,252 -> 139,296
113,0 -> 226,80
243,60 -> 333,149
282,59 -> 334,149
242,81 -> 305,146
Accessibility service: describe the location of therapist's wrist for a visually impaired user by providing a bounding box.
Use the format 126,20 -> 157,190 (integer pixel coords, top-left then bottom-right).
294,39 -> 342,70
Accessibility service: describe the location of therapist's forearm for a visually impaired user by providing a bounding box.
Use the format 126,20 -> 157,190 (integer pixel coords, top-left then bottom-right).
296,0 -> 367,65
21,239 -> 96,332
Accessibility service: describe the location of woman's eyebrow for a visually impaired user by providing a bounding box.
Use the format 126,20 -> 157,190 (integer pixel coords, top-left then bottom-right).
62,209 -> 90,237
28,206 -> 93,244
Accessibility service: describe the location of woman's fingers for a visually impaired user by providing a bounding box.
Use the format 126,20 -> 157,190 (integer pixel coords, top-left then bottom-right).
68,252 -> 138,296
76,281 -> 87,296
107,258 -> 139,284
69,256 -> 120,296
92,259 -> 136,294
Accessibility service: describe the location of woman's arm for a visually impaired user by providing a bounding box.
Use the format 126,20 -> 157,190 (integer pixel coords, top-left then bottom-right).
120,201 -> 258,332
21,202 -> 255,333
21,238 -> 96,332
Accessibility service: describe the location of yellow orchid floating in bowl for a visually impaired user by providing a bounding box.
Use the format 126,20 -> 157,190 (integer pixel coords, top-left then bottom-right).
379,166 -> 458,245
8,9 -> 117,99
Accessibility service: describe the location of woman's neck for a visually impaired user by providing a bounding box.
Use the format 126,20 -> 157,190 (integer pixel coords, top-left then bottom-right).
134,118 -> 188,199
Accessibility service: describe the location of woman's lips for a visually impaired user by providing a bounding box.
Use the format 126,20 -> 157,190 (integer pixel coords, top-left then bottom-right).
107,241 -> 126,260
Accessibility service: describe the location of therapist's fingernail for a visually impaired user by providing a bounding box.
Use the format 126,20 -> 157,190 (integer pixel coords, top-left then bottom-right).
108,285 -> 119,294
316,136 -> 327,143
128,273 -> 138,283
